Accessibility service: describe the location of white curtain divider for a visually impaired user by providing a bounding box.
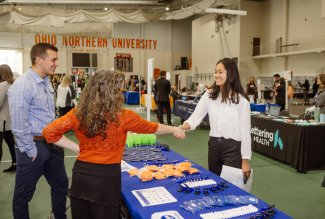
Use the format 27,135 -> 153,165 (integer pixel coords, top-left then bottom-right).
2,0 -> 214,26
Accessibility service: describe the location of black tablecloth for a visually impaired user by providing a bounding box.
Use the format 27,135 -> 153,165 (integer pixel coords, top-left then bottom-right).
251,115 -> 325,173
174,100 -> 208,122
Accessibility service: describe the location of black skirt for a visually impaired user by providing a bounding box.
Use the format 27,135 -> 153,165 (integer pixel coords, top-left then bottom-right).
70,160 -> 121,207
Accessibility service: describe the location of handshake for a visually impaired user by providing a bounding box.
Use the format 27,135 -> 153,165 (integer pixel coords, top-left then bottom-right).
171,125 -> 186,139
169,123 -> 190,140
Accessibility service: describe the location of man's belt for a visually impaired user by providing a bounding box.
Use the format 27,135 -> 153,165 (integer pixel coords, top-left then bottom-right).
33,136 -> 45,141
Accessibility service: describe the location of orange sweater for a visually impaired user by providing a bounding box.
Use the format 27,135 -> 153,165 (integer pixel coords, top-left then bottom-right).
43,108 -> 158,164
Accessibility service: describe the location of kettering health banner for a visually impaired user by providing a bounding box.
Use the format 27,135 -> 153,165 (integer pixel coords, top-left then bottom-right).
251,116 -> 289,163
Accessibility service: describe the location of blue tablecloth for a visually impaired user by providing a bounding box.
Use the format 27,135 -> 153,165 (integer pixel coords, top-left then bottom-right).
250,103 -> 280,113
121,150 -> 291,219
250,103 -> 267,112
124,91 -> 140,105
174,100 -> 209,122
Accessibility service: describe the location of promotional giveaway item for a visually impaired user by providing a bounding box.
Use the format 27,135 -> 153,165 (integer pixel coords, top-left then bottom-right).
128,161 -> 199,182
132,187 -> 177,207
151,211 -> 184,219
180,195 -> 259,215
126,134 -> 157,146
123,146 -> 167,162
199,204 -> 258,219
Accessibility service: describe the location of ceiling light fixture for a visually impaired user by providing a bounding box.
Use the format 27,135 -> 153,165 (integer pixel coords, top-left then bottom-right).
165,7 -> 169,11
205,8 -> 247,16
104,7 -> 108,11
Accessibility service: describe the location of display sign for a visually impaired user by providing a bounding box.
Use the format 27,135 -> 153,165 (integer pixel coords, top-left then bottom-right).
34,34 -> 158,50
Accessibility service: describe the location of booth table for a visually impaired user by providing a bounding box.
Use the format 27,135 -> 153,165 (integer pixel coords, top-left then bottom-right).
121,150 -> 291,219
251,115 -> 325,173
173,100 -> 209,122
140,94 -> 173,110
123,91 -> 140,105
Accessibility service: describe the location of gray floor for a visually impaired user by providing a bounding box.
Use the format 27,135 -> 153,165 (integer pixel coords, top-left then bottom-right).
1,104 -> 324,219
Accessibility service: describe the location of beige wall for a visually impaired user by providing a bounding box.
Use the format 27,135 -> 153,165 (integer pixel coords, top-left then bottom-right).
240,0 -> 325,79
0,19 -> 192,83
192,13 -> 240,75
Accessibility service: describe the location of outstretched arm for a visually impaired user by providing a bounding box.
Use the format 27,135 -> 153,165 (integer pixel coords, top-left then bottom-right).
155,124 -> 185,139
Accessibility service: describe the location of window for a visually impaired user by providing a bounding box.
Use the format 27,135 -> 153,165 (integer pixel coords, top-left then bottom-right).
72,53 -> 98,67
0,49 -> 23,75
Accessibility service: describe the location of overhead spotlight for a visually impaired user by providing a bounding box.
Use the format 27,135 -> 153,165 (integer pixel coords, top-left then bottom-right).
165,7 -> 169,11
104,7 -> 108,11
18,7 -> 22,10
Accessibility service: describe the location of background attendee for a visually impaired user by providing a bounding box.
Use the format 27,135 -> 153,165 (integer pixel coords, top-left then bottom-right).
170,85 -> 181,103
154,70 -> 172,125
274,77 -> 286,111
180,58 -> 251,180
246,75 -> 257,103
170,85 -> 181,112
194,83 -> 205,96
312,76 -> 319,98
181,87 -> 187,96
43,70 -> 185,219
271,73 -> 281,99
0,64 -> 16,172
287,80 -> 294,107
77,69 -> 87,91
56,74 -> 76,117
299,79 -> 310,105
8,43 -> 68,219
311,73 -> 325,114
309,73 -> 325,187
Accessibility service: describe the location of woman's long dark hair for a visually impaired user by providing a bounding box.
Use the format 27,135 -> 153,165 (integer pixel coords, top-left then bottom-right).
76,70 -> 125,139
210,58 -> 248,104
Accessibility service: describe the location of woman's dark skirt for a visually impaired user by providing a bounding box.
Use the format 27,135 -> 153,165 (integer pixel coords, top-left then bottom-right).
70,160 -> 121,219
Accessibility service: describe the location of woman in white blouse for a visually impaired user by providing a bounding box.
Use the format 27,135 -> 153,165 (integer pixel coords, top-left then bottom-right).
56,74 -> 75,117
180,58 -> 251,179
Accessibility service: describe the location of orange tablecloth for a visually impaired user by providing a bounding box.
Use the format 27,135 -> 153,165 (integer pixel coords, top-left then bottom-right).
141,94 -> 173,110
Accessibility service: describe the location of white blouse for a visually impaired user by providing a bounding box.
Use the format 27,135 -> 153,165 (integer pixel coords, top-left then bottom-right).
185,91 -> 252,159
56,84 -> 72,108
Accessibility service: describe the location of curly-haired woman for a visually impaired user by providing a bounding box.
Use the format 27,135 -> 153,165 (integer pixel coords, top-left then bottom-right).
43,70 -> 185,219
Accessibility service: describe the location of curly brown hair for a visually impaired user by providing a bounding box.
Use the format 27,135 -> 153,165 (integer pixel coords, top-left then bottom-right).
76,70 -> 125,139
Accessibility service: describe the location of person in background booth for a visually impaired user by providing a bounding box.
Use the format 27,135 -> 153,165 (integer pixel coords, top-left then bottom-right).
246,75 -> 257,103
312,76 -> 319,97
155,70 -> 172,126
56,74 -> 76,117
180,58 -> 251,180
287,81 -> 294,107
299,79 -> 310,105
194,83 -> 205,96
311,73 -> 325,115
0,64 -> 16,173
77,69 -> 87,91
43,70 -> 185,219
170,85 -> 181,104
311,74 -> 325,187
170,85 -> 181,112
8,43 -> 68,219
274,76 -> 286,111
